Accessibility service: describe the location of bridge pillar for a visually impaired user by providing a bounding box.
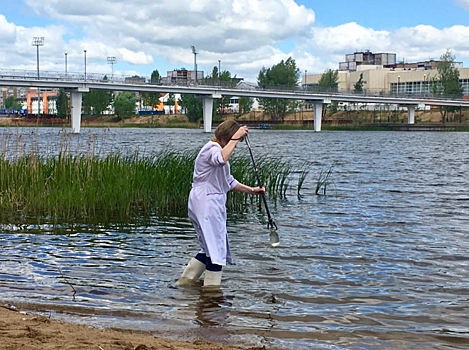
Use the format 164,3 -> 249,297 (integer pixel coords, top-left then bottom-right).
203,97 -> 213,133
313,102 -> 323,132
70,91 -> 83,133
407,106 -> 415,124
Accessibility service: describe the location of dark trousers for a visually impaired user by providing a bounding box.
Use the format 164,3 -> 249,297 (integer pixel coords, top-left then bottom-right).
195,253 -> 222,272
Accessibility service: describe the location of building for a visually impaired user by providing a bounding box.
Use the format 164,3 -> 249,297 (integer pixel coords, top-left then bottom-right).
339,50 -> 463,72
163,69 -> 204,84
26,88 -> 58,114
1,86 -> 27,108
1,85 -> 59,114
124,75 -> 147,84
340,51 -> 396,72
305,51 -> 469,96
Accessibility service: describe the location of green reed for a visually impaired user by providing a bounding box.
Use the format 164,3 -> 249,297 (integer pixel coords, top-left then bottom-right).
315,166 -> 333,196
0,150 -> 304,222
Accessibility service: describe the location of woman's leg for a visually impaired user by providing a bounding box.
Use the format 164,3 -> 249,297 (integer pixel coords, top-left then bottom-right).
203,256 -> 223,287
177,253 -> 207,285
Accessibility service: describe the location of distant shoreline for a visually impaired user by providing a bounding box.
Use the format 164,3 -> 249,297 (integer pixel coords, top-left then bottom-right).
1,113 -> 469,131
1,122 -> 468,132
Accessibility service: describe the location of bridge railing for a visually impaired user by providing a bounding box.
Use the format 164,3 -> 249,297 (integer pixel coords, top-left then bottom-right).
0,68 -> 466,102
197,80 -> 466,101
0,68 -> 128,83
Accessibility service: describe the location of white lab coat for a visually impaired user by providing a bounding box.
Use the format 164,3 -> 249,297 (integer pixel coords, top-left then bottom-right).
188,141 -> 238,266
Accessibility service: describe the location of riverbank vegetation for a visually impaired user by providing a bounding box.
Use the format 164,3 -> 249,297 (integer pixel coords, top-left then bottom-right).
0,149 -> 306,223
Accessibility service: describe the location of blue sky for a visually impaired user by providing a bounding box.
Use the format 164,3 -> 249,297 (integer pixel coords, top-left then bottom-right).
297,0 -> 468,30
0,0 -> 468,81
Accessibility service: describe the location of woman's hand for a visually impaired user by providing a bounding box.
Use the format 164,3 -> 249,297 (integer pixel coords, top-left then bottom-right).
232,126 -> 248,141
251,186 -> 265,195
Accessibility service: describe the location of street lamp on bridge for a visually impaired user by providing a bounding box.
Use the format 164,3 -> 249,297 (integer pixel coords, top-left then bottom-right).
84,49 -> 87,82
32,37 -> 44,115
64,52 -> 68,78
107,56 -> 116,80
191,45 -> 198,85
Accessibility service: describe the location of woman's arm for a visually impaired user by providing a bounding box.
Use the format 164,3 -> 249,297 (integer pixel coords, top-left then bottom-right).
233,183 -> 265,195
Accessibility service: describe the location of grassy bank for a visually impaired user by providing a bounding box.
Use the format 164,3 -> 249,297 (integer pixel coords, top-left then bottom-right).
0,150 -> 304,223
322,124 -> 469,131
270,124 -> 314,131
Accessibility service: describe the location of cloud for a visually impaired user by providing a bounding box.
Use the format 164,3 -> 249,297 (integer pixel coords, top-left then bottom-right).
2,2 -> 469,82
311,22 -> 391,54
0,16 -> 70,71
0,15 -> 17,44
23,0 -> 316,74
25,0 -> 315,52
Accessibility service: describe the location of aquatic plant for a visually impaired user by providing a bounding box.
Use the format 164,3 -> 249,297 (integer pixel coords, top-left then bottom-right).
297,163 -> 310,198
315,166 -> 333,196
0,150 -> 304,223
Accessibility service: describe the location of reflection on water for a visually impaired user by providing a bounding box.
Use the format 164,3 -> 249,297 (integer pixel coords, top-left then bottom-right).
1,128 -> 469,349
192,289 -> 232,343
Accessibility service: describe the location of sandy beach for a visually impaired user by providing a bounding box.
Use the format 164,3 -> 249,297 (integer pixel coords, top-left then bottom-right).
0,304 -> 267,350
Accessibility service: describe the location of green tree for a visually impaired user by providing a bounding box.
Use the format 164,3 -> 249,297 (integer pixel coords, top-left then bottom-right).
4,96 -> 22,109
218,70 -> 238,114
238,97 -> 254,115
354,73 -> 366,93
141,92 -> 161,109
203,66 -> 219,85
166,93 -> 175,114
318,69 -> 339,116
203,66 -> 237,87
150,69 -> 161,84
318,69 -> 339,92
201,67 -> 238,114
56,89 -> 70,119
434,49 -> 463,123
113,92 -> 136,120
257,57 -> 299,120
178,94 -> 203,122
438,49 -> 463,96
82,90 -> 113,116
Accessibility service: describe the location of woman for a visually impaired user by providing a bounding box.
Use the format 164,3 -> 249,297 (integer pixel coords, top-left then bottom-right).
178,120 -> 265,288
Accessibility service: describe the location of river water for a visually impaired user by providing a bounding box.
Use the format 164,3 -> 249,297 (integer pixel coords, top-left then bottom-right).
1,128 -> 468,349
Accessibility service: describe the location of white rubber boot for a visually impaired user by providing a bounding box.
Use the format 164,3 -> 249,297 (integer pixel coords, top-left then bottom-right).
177,258 -> 206,286
203,270 -> 222,288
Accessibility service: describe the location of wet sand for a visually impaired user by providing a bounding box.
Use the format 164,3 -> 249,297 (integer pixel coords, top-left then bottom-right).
0,304 -> 267,350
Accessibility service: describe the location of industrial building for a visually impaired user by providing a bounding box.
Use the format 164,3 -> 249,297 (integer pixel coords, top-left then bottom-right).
163,69 -> 204,84
339,51 -> 397,72
305,51 -> 469,96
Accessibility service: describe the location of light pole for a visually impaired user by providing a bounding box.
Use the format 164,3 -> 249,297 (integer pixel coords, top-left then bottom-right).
218,59 -> 221,85
107,56 -> 116,80
32,37 -> 44,115
84,49 -> 87,82
64,52 -> 68,78
191,45 -> 198,85
397,75 -> 401,95
304,69 -> 307,90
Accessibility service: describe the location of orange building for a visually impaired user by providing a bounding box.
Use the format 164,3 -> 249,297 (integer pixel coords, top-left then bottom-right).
26,88 -> 58,114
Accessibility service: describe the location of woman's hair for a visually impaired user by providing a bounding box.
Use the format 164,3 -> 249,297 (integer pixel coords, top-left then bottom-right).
215,120 -> 240,144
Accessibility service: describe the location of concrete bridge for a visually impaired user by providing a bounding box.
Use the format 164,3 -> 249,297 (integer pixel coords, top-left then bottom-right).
1,69 -> 468,133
